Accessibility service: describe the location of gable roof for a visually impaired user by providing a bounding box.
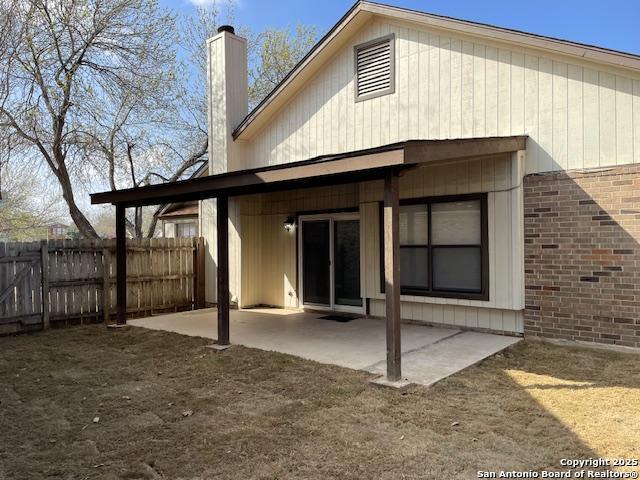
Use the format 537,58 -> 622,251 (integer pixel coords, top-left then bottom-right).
233,0 -> 640,141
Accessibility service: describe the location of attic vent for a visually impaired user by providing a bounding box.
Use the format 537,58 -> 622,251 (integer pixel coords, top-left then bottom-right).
354,34 -> 395,101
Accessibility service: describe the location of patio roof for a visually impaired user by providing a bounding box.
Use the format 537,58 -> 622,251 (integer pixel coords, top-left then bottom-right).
90,136 -> 527,207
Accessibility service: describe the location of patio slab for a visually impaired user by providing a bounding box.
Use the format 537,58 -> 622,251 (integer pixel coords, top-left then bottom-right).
129,308 -> 520,386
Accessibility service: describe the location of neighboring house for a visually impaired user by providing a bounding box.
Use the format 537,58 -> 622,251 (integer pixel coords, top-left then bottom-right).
154,163 -> 208,238
48,223 -> 68,240
157,202 -> 199,238
93,0 -> 640,362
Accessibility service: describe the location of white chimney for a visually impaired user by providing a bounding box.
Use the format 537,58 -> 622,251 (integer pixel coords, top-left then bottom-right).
207,25 -> 248,173
203,26 -> 248,306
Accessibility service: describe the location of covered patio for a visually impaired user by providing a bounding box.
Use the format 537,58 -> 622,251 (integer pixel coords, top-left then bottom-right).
90,136 -> 527,385
129,308 -> 520,386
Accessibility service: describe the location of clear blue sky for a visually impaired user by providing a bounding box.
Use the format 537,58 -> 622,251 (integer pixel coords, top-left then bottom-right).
163,0 -> 640,55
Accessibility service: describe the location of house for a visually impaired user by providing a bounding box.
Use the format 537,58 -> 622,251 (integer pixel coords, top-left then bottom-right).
48,223 -> 68,240
156,201 -> 199,238
155,164 -> 208,238
92,1 -> 640,382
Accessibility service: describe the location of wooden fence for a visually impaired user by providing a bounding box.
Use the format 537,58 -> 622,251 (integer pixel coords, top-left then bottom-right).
0,237 -> 206,335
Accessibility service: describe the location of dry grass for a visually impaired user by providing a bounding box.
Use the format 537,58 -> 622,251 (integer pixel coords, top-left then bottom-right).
0,326 -> 639,480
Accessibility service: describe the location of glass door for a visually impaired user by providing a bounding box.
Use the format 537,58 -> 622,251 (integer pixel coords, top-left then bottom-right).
333,219 -> 362,309
299,214 -> 363,313
301,219 -> 331,306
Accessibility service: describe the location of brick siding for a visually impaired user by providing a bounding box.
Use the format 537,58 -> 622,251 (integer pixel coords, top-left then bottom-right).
524,165 -> 640,348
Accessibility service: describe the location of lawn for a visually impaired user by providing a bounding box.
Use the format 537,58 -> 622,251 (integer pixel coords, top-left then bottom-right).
0,326 -> 639,479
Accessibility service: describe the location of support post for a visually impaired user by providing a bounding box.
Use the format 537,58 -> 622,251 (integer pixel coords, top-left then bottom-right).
115,204 -> 127,325
217,196 -> 230,345
194,237 -> 206,309
384,170 -> 401,381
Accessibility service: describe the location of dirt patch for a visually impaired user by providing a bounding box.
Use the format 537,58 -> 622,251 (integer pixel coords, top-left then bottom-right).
0,325 -> 638,479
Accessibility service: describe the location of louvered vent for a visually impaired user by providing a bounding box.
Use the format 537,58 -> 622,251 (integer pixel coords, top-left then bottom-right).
355,34 -> 395,100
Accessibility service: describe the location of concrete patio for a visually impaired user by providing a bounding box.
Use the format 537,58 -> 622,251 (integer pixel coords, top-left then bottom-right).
129,308 -> 520,386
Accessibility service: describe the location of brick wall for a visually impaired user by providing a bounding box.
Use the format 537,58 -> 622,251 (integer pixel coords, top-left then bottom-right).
524,165 -> 640,348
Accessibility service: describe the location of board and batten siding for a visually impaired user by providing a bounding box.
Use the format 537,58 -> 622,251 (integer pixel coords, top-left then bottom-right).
236,154 -> 524,334
362,152 -> 524,334
238,185 -> 359,309
242,18 -> 640,175
200,197 -> 242,305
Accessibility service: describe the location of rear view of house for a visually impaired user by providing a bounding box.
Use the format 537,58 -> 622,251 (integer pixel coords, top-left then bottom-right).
204,1 -> 640,344
93,1 -> 640,380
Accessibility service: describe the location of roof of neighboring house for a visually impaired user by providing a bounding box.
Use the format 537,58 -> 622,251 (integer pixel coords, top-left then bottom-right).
233,0 -> 640,141
154,162 -> 209,219
157,203 -> 199,219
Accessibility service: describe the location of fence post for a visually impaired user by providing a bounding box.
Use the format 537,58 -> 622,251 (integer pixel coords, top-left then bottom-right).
102,247 -> 111,323
40,240 -> 49,329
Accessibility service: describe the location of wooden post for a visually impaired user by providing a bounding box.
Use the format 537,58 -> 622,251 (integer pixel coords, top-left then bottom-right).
384,170 -> 401,381
40,240 -> 49,329
217,196 -> 230,345
115,204 -> 127,325
194,237 -> 206,309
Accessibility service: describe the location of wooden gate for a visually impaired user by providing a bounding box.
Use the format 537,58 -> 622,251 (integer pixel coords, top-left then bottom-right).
0,238 -> 206,335
0,242 -> 44,332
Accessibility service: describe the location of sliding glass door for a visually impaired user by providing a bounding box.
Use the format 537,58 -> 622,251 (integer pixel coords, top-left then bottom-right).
301,220 -> 331,306
299,214 -> 363,312
333,219 -> 362,308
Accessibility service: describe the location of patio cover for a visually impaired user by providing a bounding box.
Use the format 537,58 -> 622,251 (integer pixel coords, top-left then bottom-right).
90,135 -> 527,384
91,137 -> 526,207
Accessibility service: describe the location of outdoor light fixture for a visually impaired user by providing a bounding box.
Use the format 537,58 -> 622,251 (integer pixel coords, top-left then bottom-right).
283,216 -> 296,232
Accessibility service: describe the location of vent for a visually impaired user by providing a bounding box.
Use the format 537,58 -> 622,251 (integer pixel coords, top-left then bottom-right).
354,34 -> 395,101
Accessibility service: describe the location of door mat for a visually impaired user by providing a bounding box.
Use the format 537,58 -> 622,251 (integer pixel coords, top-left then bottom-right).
318,314 -> 359,322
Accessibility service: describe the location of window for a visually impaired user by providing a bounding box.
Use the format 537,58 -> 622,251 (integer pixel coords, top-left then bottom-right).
380,194 -> 488,300
354,34 -> 395,101
176,222 -> 197,238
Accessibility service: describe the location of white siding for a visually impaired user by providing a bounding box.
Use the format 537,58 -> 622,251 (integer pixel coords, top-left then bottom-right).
242,18 -> 640,173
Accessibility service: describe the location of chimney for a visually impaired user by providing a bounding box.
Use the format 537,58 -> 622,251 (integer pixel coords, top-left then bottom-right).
203,25 -> 247,306
207,25 -> 248,173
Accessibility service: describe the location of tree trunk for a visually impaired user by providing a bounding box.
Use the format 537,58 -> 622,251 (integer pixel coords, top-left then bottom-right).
56,161 -> 100,240
146,215 -> 159,239
67,196 -> 100,239
135,206 -> 143,238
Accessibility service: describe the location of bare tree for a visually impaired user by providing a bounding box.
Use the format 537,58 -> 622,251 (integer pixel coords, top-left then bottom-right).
74,57 -> 209,238
71,4 -> 226,238
1,0 -> 317,239
0,0 -> 175,239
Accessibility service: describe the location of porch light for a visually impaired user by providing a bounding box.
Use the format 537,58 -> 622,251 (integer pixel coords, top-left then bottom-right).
283,216 -> 296,232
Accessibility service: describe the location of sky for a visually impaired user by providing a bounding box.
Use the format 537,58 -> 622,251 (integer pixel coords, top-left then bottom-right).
162,0 -> 640,55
